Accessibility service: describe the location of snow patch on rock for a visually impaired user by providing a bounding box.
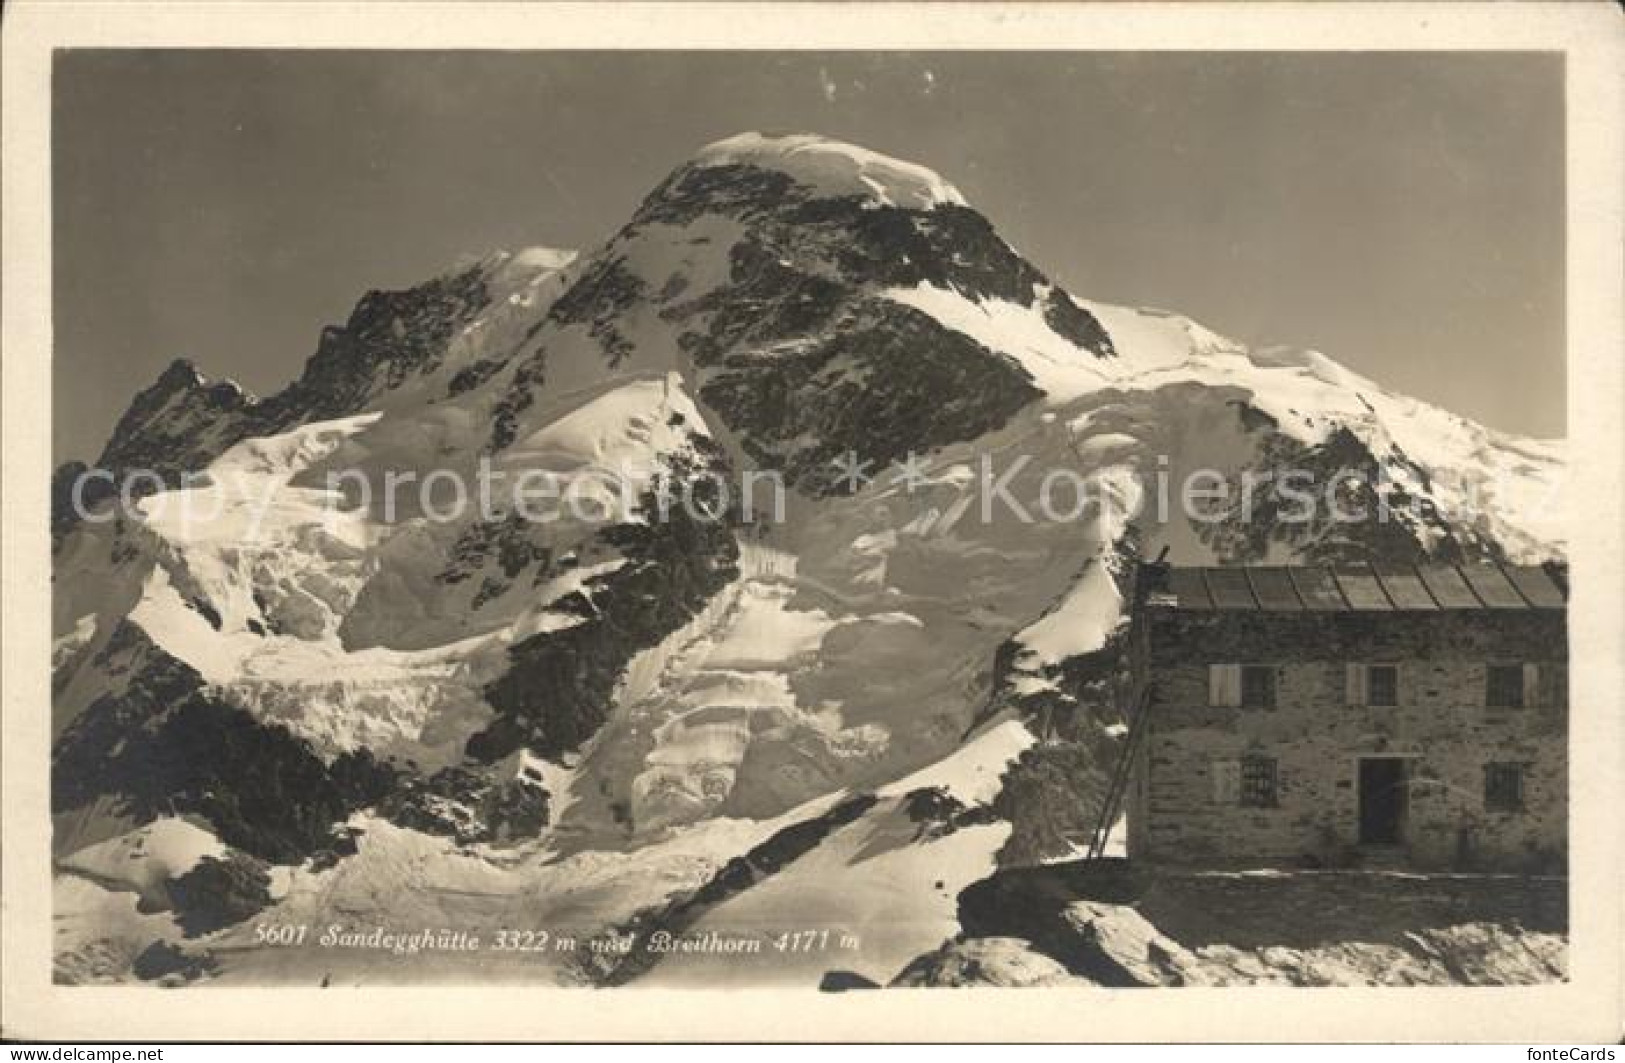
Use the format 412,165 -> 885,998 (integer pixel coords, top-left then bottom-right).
58,817 -> 227,896
885,283 -> 1111,401
878,719 -> 1036,806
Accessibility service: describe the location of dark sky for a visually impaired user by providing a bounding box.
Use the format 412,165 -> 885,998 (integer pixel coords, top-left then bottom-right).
53,51 -> 1565,462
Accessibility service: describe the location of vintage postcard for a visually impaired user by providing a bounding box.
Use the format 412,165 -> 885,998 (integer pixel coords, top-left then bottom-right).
3,0 -> 1621,1044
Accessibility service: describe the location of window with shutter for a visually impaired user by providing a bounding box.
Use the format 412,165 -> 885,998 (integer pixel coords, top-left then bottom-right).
1208,664 -> 1242,707
1347,663 -> 1398,706
1522,663 -> 1542,708
1345,662 -> 1367,706
1211,759 -> 1241,804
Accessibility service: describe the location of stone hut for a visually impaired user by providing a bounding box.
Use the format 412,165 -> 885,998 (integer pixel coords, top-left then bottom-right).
1124,561 -> 1568,872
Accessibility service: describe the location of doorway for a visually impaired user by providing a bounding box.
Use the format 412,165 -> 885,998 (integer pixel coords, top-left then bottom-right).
1358,757 -> 1408,845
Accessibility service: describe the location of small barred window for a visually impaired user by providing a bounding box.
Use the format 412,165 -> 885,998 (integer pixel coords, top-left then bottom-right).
1240,755 -> 1278,808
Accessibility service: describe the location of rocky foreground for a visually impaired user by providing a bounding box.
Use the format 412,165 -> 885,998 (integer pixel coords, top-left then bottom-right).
893,860 -> 1567,987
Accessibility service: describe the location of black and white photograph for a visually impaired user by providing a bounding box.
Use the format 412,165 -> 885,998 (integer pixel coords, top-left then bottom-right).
4,0 -> 1622,1046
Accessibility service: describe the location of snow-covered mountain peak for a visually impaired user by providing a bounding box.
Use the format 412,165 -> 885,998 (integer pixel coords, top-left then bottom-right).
691,131 -> 968,210
504,245 -> 578,271
147,357 -> 251,403
153,357 -> 207,390
91,357 -> 261,478
457,133 -> 1118,486
50,132 -> 1569,987
456,245 -> 578,285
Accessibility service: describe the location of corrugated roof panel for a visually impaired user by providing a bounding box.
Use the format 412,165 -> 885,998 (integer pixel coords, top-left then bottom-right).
1373,564 -> 1438,610
1165,567 -> 1213,610
1333,564 -> 1394,610
1417,565 -> 1483,609
1204,567 -> 1259,610
1287,567 -> 1349,611
1502,565 -> 1567,609
1150,563 -> 1567,613
1247,567 -> 1304,611
1459,565 -> 1526,609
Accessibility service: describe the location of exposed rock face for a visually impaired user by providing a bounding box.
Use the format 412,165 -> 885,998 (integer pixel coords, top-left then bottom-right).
1199,420 -> 1509,564
52,623 -> 397,864
276,265 -> 492,422
379,764 -> 549,845
635,160 -> 1114,331
817,970 -> 882,992
131,941 -> 218,984
891,936 -> 1085,988
54,259 -> 523,543
692,298 -> 1042,494
652,168 -> 1112,492
992,743 -> 1116,865
166,852 -> 274,936
94,359 -> 260,482
578,793 -> 880,987
542,256 -> 648,368
51,363 -> 256,547
919,859 -> 1567,987
51,460 -> 104,547
489,149 -> 1114,493
433,513 -> 557,610
473,458 -> 742,763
